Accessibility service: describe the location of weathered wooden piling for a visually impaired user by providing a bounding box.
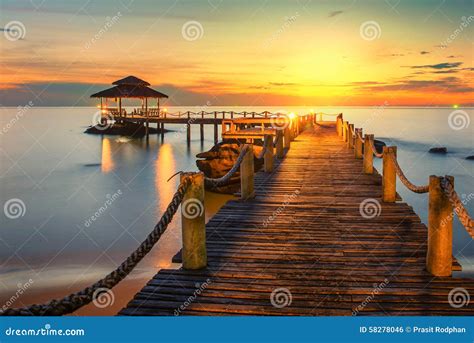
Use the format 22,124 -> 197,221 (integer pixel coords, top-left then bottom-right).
284,127 -> 291,149
382,146 -> 397,202
276,130 -> 284,158
427,175 -> 453,276
347,124 -> 354,148
240,144 -> 254,199
263,135 -> 274,172
354,128 -> 363,159
363,134 -> 374,174
180,172 -> 207,270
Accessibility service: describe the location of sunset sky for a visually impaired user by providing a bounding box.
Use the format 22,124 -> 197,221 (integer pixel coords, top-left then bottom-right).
0,0 -> 473,106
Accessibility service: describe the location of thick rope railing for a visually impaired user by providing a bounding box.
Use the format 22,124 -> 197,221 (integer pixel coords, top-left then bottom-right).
204,145 -> 250,188
0,179 -> 191,316
369,140 -> 383,158
388,154 -> 429,194
440,177 -> 474,237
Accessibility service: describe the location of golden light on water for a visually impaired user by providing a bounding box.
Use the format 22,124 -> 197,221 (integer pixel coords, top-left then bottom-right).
100,138 -> 115,173
155,144 -> 176,214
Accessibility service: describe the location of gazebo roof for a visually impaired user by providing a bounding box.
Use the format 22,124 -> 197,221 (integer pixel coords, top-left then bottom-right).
112,75 -> 150,86
90,84 -> 168,99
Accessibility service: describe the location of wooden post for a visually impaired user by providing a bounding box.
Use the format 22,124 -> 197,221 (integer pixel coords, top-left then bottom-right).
263,135 -> 274,172
382,146 -> 397,202
289,119 -> 295,142
240,144 -> 254,200
180,172 -> 207,270
342,121 -> 347,142
231,111 -> 234,119
187,111 -> 191,145
284,126 -> 291,149
214,111 -> 218,144
200,111 -> 204,142
145,97 -> 149,136
347,124 -> 354,148
276,130 -> 284,158
118,97 -> 122,121
363,134 -> 374,174
355,128 -> 363,159
427,175 -> 453,276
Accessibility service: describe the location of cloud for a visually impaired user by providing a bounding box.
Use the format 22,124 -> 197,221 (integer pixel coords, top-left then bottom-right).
353,77 -> 473,94
328,10 -> 343,17
268,82 -> 299,87
409,62 -> 463,69
420,51 -> 430,55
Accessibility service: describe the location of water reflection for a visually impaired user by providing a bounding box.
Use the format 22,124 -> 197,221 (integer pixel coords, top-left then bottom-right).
155,144 -> 176,214
100,137 -> 115,173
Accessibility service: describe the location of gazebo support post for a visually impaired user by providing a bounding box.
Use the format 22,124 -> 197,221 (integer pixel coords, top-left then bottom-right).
145,97 -> 149,137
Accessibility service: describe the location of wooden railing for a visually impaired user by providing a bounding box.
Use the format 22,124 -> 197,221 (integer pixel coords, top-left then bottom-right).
338,114 -> 473,277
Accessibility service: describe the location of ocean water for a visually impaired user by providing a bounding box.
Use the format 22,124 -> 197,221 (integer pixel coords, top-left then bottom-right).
0,106 -> 473,313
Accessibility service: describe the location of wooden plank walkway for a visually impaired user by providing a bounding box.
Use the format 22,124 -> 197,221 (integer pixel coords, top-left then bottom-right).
120,122 -> 473,316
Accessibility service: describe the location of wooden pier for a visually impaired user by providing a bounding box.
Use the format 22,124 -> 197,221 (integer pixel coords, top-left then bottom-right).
120,120 -> 474,316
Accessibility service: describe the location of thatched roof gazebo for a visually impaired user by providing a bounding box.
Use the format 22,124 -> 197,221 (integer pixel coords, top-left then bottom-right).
91,75 -> 168,117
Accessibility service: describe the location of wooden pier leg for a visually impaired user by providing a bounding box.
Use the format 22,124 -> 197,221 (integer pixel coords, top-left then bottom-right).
342,121 -> 347,142
427,175 -> 453,276
180,172 -> 207,270
382,146 -> 397,202
240,144 -> 255,200
284,126 -> 291,150
347,124 -> 354,148
355,128 -> 363,159
213,124 -> 218,144
200,124 -> 204,142
187,122 -> 191,145
263,135 -> 274,172
276,130 -> 284,158
363,134 -> 374,174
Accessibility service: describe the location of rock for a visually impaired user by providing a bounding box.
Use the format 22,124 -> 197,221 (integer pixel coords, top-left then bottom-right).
196,141 -> 264,194
373,139 -> 386,154
84,121 -> 166,137
466,155 -> 474,160
429,147 -> 447,154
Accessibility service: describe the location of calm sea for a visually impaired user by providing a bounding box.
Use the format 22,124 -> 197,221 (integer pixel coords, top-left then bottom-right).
0,106 -> 473,314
